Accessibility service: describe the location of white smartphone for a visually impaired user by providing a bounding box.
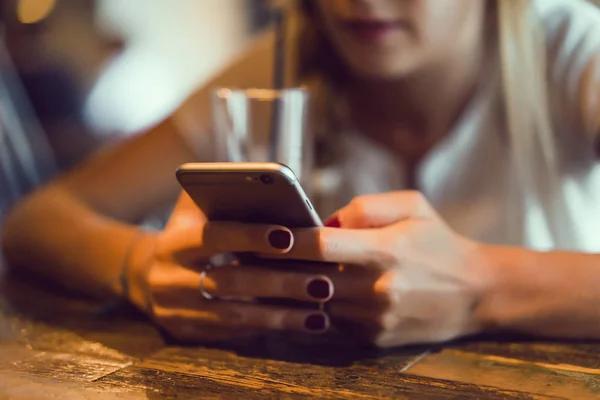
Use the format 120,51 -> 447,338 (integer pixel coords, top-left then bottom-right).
176,162 -> 323,228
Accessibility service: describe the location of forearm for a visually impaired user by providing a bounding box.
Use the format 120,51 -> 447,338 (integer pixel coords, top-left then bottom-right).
1,185 -> 153,301
1,118 -> 194,300
475,244 -> 600,338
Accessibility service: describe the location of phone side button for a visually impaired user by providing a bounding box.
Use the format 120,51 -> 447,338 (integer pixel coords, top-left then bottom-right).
305,199 -> 313,210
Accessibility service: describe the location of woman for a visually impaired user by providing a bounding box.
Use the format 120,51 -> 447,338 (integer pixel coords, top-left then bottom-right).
3,0 -> 600,348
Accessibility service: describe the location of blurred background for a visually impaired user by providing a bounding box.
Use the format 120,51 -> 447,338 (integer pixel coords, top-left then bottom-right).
0,0 -> 270,220
1,0 -> 600,222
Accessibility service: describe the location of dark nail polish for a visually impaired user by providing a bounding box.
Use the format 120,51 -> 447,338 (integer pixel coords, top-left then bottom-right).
304,314 -> 327,331
268,229 -> 291,250
307,279 -> 331,300
325,215 -> 340,228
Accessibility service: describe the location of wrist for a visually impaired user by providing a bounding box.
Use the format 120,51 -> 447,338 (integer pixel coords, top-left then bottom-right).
471,244 -> 554,334
459,241 -> 502,335
473,245 -> 600,339
123,231 -> 159,312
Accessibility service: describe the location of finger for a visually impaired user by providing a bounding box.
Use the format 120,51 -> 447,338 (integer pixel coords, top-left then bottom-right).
206,266 -> 334,303
325,302 -> 383,344
333,191 -> 434,229
214,261 -> 386,304
151,265 -> 333,305
327,302 -> 434,348
328,302 -> 382,322
283,227 -> 383,265
165,191 -> 207,231
249,263 -> 392,305
327,266 -> 383,301
204,222 -> 294,254
155,303 -> 330,334
165,222 -> 294,261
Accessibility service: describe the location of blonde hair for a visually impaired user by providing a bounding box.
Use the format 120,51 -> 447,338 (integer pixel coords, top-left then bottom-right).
498,0 -> 568,246
500,0 -> 555,167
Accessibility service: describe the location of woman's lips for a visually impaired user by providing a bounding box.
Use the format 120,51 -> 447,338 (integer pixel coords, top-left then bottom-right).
341,20 -> 407,44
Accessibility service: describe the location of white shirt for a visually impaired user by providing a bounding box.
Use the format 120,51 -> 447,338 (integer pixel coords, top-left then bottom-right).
175,0 -> 600,252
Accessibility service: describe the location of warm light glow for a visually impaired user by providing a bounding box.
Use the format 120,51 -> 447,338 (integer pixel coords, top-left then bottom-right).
17,0 -> 56,24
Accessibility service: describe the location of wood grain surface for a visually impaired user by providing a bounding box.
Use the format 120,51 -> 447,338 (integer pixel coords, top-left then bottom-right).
1,262 -> 598,399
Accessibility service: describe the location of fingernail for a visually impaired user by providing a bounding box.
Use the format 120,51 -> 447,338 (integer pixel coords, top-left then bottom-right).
268,229 -> 292,250
307,278 -> 331,300
325,215 -> 340,228
304,314 -> 327,332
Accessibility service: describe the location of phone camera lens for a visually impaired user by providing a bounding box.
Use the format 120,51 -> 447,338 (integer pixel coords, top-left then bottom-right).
259,174 -> 274,184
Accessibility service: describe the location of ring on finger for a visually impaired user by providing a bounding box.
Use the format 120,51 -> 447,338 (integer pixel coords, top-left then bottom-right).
320,300 -> 330,314
199,261 -> 219,300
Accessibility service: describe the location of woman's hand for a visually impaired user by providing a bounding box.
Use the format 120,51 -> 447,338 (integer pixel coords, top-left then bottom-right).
287,191 -> 493,348
124,192 -> 333,343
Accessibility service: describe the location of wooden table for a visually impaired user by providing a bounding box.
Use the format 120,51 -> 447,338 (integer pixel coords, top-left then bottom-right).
1,262 -> 599,399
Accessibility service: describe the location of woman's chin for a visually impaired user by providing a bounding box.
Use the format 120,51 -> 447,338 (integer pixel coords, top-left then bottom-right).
346,58 -> 419,81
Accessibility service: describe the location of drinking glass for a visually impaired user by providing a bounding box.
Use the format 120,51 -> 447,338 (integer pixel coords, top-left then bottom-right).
211,87 -> 313,189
